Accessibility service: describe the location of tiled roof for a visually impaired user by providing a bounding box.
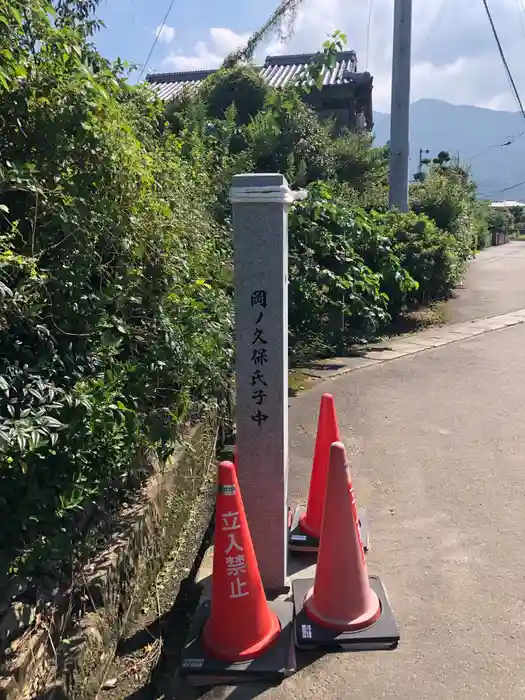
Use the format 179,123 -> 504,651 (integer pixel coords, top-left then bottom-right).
146,51 -> 363,102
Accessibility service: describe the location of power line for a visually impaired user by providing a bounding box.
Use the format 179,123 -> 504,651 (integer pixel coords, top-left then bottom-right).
470,0 -> 525,198
418,0 -> 450,49
365,0 -> 374,71
478,178 -> 525,197
466,132 -> 525,162
517,0 -> 525,38
480,0 -> 525,121
138,0 -> 176,81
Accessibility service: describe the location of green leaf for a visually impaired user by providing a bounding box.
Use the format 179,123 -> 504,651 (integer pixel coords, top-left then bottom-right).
11,7 -> 22,25
44,417 -> 64,429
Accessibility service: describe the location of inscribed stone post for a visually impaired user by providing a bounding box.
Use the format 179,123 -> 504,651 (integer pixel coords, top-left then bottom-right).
230,173 -> 298,591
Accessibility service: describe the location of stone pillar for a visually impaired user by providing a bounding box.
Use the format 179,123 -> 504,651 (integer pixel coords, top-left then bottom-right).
230,173 -> 304,591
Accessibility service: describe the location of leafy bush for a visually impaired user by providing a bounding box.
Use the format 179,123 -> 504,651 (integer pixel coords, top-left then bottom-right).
0,3 -> 491,588
200,65 -> 270,125
288,183 -> 415,357
246,101 -> 336,187
485,205 -> 522,241
330,132 -> 389,193
375,210 -> 464,305
287,184 -> 467,359
471,200 -> 493,249
0,4 -> 233,582
411,167 -> 479,258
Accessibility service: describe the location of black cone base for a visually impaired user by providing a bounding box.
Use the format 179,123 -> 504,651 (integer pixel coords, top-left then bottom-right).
288,505 -> 369,554
180,599 -> 296,687
292,576 -> 400,652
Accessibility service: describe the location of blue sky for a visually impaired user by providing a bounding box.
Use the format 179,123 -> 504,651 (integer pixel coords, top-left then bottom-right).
94,0 -> 277,75
93,0 -> 525,112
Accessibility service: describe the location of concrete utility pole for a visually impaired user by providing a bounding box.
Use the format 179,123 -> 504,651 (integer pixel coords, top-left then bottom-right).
389,0 -> 413,212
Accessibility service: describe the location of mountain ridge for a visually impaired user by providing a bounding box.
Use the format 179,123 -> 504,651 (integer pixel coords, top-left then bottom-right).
371,99 -> 525,201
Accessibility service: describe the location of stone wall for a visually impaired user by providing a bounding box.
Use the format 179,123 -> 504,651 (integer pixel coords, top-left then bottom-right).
0,411 -> 221,700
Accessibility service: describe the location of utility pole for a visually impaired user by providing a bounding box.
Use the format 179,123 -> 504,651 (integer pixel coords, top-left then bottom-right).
389,0 -> 413,212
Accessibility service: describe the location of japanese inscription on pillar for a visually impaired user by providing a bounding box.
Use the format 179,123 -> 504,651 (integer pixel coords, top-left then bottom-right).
250,289 -> 269,428
230,172 -> 305,591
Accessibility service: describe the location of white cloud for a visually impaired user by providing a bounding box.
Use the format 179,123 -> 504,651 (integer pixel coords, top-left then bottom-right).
155,24 -> 175,45
258,0 -> 525,111
160,0 -> 525,111
163,27 -> 250,71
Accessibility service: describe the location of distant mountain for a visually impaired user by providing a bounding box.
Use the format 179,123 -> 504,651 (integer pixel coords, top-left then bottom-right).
372,99 -> 525,202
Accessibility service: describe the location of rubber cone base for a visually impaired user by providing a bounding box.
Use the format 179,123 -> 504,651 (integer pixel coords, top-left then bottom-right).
292,576 -> 399,652
180,599 -> 296,687
288,505 -> 370,554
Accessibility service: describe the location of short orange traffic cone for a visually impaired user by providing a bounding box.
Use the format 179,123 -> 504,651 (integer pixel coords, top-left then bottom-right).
292,442 -> 399,651
289,394 -> 369,553
181,461 -> 295,685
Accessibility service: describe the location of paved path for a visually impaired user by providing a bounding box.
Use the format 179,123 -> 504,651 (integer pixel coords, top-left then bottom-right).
284,322 -> 525,700
183,242 -> 525,700
446,240 -> 525,322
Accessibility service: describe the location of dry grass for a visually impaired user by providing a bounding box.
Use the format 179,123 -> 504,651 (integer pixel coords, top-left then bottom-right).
388,303 -> 449,336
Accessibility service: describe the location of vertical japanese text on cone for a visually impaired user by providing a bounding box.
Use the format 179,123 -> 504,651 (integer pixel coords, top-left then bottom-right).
222,510 -> 250,599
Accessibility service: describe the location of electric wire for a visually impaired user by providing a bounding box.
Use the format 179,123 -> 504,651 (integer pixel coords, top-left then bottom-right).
365,0 -> 374,71
473,0 -> 525,197
138,0 -> 176,80
478,179 -> 525,197
517,0 -> 525,38
418,0 -> 450,49
480,0 -> 525,121
466,132 -> 525,163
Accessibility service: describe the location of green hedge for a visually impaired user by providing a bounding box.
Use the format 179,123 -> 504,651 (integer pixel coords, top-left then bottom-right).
0,7 -> 233,583
0,8 -> 487,587
287,184 -> 469,359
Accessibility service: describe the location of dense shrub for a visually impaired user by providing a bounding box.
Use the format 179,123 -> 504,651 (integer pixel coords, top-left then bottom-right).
330,132 -> 389,193
288,183 -> 416,357
246,101 -> 336,187
287,183 -> 473,358
411,167 -> 479,258
0,5 -> 491,587
485,205 -> 524,241
375,210 -> 464,306
200,65 -> 270,125
0,5 -> 233,582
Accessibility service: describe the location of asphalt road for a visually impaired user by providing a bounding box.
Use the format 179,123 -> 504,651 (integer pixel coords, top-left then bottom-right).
282,321 -> 525,699
446,241 -> 525,322
184,243 -> 525,700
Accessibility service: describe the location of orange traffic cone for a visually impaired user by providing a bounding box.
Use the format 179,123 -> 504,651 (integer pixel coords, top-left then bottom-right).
203,461 -> 280,659
292,442 -> 399,651
289,394 -> 369,553
300,393 -> 340,539
181,461 -> 295,685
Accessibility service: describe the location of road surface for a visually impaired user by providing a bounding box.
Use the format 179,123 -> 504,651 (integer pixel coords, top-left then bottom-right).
446,240 -> 525,322
182,242 -> 525,700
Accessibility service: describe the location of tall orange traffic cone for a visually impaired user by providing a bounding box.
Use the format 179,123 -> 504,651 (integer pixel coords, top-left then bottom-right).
203,461 -> 280,660
292,443 -> 399,651
300,393 -> 340,539
181,461 -> 295,685
289,394 -> 369,553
